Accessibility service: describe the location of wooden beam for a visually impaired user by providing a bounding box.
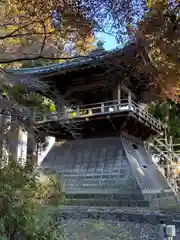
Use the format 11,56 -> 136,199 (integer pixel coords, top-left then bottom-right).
121,84 -> 136,100
64,81 -> 111,97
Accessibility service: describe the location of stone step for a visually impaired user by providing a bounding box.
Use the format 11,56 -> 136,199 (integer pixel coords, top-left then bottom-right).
65,183 -> 121,188
67,199 -> 121,207
66,192 -> 144,200
65,188 -> 125,194
56,165 -> 124,171
61,173 -> 124,178
62,177 -> 128,188
64,181 -> 127,187
63,178 -> 120,183
66,198 -> 149,207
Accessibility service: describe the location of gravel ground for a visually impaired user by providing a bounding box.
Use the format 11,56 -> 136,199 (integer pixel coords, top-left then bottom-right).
59,219 -> 158,240
60,206 -> 160,214
53,206 -> 180,239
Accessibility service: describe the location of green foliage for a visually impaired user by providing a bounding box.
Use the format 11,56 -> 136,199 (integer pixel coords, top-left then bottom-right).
149,101 -> 180,144
4,84 -> 56,114
0,157 -> 65,239
148,102 -> 170,123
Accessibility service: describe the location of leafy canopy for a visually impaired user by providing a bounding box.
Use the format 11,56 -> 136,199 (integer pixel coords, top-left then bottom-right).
0,0 -> 95,66
136,0 -> 180,101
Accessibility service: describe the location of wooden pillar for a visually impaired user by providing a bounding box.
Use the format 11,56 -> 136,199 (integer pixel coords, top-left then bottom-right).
55,101 -> 66,119
117,81 -> 121,104
55,102 -> 64,112
112,82 -> 121,111
76,106 -> 80,117
101,102 -> 105,113
113,81 -> 121,102
112,89 -> 116,101
128,91 -> 132,110
53,92 -> 66,117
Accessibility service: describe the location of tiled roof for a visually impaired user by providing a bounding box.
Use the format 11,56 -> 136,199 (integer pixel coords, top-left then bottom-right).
8,45 -> 131,76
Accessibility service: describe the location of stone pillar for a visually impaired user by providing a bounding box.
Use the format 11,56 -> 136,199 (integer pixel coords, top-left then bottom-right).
8,116 -> 28,164
27,130 -> 37,166
17,127 -> 28,165
8,116 -> 19,161
0,113 -> 11,162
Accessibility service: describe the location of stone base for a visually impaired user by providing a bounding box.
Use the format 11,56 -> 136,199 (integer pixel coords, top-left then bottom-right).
42,136 -> 178,210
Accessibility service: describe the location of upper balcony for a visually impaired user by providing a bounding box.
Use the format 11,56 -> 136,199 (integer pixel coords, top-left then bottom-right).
34,97 -> 163,139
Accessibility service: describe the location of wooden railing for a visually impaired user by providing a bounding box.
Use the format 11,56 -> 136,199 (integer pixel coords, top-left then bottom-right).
147,138 -> 180,194
34,99 -> 162,131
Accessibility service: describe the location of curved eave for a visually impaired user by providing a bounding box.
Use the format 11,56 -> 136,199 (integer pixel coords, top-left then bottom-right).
7,43 -> 138,77
8,57 -> 102,77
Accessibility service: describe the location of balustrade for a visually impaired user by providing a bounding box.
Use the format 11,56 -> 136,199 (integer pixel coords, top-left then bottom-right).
34,99 -> 162,131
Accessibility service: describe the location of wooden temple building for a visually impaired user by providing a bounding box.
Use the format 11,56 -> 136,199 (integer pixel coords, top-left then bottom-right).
10,42 -> 178,208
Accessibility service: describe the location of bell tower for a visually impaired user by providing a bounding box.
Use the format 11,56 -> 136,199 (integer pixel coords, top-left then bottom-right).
10,43 -> 178,208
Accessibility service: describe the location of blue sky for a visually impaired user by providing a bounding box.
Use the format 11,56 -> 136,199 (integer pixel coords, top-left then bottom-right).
95,32 -> 119,50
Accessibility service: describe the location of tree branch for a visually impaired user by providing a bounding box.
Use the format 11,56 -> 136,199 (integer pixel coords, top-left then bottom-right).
0,32 -> 53,39
0,55 -> 84,64
39,20 -> 47,55
0,50 -> 109,64
0,17 -> 50,40
0,27 -> 90,40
